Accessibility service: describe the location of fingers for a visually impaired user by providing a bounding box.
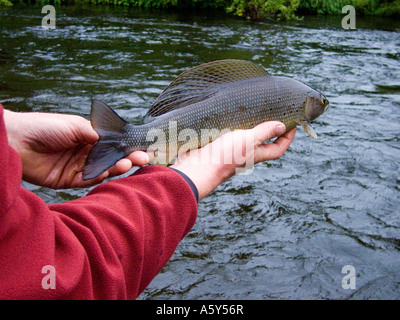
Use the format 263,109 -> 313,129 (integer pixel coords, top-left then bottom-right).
75,171 -> 110,188
251,121 -> 287,145
78,150 -> 151,186
106,151 -> 151,178
255,128 -> 296,163
110,159 -> 133,176
126,150 -> 151,166
81,118 -> 99,145
69,116 -> 99,145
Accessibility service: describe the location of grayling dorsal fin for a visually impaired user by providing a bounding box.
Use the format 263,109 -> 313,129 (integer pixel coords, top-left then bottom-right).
143,59 -> 269,123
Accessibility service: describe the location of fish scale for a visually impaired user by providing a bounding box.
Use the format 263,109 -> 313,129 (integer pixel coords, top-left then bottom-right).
83,60 -> 329,180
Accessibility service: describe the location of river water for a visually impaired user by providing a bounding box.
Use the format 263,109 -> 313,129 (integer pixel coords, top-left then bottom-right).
1,5 -> 400,299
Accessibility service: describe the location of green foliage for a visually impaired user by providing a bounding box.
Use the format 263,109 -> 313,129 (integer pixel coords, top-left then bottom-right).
75,0 -> 173,8
227,0 -> 300,20
298,0 -> 400,16
62,0 -> 226,9
0,0 -> 13,5
2,0 -> 399,18
298,0 -> 348,15
374,0 -> 400,16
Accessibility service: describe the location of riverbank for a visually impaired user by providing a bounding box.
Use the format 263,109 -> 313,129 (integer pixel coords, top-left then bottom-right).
2,0 -> 400,20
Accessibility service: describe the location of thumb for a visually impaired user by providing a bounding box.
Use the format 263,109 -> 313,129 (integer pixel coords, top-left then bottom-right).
70,116 -> 99,145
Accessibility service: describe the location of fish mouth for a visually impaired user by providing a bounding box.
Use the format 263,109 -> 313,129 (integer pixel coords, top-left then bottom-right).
324,101 -> 330,112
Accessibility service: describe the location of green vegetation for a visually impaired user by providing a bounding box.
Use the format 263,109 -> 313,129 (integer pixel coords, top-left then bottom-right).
2,0 -> 400,19
227,0 -> 299,20
0,0 -> 13,6
298,0 -> 400,17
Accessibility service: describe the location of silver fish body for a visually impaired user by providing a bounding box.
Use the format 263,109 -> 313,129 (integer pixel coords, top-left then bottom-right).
83,60 -> 329,180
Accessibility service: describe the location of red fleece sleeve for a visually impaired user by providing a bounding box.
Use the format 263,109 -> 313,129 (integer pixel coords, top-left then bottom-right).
0,105 -> 197,299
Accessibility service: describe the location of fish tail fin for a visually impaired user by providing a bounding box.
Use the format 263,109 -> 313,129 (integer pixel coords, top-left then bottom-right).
82,99 -> 130,180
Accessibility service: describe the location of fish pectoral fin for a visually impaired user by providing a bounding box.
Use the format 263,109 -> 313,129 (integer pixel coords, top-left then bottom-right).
299,120 -> 318,140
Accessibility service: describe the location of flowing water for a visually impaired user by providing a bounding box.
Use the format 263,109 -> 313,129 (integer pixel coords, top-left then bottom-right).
1,5 -> 400,299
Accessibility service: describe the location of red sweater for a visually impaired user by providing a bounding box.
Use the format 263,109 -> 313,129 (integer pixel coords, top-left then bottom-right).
0,105 -> 198,299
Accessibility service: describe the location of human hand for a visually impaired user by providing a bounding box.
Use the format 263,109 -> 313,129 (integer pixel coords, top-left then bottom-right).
4,110 -> 149,189
171,122 -> 296,201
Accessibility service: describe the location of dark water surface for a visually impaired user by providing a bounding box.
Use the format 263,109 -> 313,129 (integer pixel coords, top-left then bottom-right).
1,5 -> 400,299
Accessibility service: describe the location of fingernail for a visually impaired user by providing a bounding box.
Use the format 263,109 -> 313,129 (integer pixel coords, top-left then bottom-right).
276,124 -> 286,136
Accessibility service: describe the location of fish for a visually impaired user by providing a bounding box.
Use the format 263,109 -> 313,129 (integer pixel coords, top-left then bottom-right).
82,59 -> 329,180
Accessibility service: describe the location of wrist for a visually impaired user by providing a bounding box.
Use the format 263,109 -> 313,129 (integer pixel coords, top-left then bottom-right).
168,167 -> 199,203
3,109 -> 21,152
170,160 -> 235,201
